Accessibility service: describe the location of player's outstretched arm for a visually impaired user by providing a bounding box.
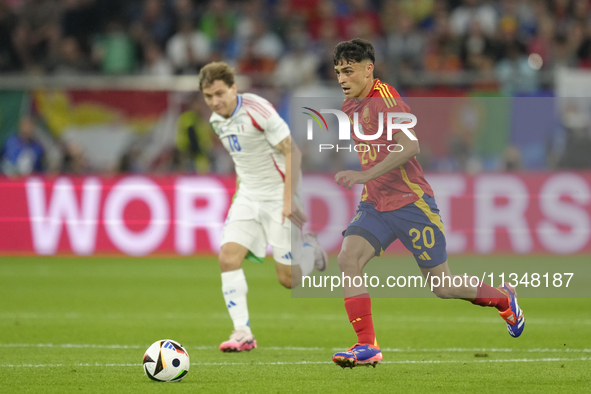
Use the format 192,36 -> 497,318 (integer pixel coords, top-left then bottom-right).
362,129 -> 420,181
335,130 -> 420,189
275,135 -> 307,228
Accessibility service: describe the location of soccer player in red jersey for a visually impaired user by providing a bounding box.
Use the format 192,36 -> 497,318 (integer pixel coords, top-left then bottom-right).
330,39 -> 525,369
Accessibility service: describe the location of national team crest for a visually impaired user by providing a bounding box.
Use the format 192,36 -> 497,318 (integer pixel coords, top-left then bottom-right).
362,105 -> 370,123
350,212 -> 362,223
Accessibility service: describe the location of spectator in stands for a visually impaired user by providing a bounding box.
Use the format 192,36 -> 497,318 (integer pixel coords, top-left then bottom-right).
202,0 -> 239,62
166,17 -> 211,74
92,18 -> 137,74
450,0 -> 497,37
141,40 -> 173,76
398,0 -> 436,28
573,0 -> 591,25
175,94 -> 213,174
52,36 -> 91,75
61,141 -> 89,174
552,34 -> 578,68
308,0 -> 341,41
424,36 -> 462,73
528,16 -> 555,69
274,35 -> 319,89
314,20 -> 341,81
558,103 -> 591,169
576,23 -> 591,69
12,0 -> 62,73
1,116 -> 44,176
386,12 -> 425,75
549,0 -> 572,36
561,22 -> 585,68
496,41 -> 539,95
249,17 -> 284,62
496,16 -> 527,61
60,0 -> 100,53
209,22 -> 240,62
338,0 -> 382,40
459,21 -> 495,70
0,0 -> 20,71
237,40 -> 275,85
200,0 -> 237,42
270,0 -> 290,43
498,0 -> 537,39
235,0 -> 266,44
171,0 -> 199,31
501,145 -> 523,171
237,19 -> 283,84
130,0 -> 174,48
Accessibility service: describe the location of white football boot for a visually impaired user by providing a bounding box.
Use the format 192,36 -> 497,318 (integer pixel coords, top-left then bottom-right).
303,232 -> 329,272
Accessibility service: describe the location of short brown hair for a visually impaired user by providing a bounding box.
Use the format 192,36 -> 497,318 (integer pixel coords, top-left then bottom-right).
198,62 -> 235,91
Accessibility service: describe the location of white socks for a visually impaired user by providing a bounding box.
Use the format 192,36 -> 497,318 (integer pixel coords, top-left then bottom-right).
297,242 -> 315,277
221,242 -> 314,332
221,269 -> 251,334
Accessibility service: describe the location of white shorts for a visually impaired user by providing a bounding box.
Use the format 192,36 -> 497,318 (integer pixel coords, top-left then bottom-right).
221,193 -> 303,265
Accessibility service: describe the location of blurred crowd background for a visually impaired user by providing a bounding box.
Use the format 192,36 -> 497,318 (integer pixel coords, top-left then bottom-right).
1,0 -> 591,177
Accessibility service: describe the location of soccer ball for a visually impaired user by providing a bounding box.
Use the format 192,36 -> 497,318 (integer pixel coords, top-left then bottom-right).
142,339 -> 190,382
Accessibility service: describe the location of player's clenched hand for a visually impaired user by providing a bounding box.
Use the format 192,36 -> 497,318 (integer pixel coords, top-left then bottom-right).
335,170 -> 366,190
282,202 -> 308,229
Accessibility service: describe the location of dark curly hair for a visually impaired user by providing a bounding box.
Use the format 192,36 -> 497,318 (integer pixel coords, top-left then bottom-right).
333,38 -> 375,66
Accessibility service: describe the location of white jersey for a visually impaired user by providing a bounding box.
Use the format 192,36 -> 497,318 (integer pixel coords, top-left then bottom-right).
209,93 -> 292,201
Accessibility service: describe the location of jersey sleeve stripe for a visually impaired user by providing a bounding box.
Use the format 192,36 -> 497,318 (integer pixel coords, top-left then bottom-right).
377,84 -> 395,108
244,99 -> 271,118
380,84 -> 397,106
247,111 -> 264,132
377,84 -> 392,108
243,99 -> 271,118
378,86 -> 393,108
271,155 -> 285,182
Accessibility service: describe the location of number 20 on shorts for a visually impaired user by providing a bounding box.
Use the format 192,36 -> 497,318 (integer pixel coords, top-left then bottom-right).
409,227 -> 435,249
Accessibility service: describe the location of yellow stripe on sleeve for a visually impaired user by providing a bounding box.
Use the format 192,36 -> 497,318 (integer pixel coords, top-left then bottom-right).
378,83 -> 397,107
377,85 -> 394,108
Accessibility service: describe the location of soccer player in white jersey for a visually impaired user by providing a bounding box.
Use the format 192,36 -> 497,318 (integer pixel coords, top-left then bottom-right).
198,62 -> 328,352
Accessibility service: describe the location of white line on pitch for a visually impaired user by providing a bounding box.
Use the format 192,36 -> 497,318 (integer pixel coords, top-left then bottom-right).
2,312 -> 591,326
1,357 -> 590,368
2,343 -> 591,354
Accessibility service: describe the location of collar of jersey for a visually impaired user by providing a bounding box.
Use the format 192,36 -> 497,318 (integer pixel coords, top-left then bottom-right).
347,79 -> 381,109
370,78 -> 383,96
230,95 -> 243,117
210,95 -> 242,123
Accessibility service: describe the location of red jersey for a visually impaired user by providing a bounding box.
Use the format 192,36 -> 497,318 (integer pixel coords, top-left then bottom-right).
342,79 -> 434,212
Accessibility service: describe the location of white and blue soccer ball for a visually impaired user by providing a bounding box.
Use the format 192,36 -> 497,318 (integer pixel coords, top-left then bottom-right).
143,339 -> 190,382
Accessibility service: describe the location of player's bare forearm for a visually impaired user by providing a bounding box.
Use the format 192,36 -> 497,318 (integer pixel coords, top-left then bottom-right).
284,151 -> 293,201
361,130 -> 420,182
275,136 -> 301,201
275,135 -> 307,227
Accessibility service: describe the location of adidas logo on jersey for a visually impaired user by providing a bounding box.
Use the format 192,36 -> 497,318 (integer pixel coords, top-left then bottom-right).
281,252 -> 293,260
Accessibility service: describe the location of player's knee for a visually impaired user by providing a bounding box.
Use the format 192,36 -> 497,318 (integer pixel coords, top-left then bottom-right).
218,249 -> 241,272
337,250 -> 360,273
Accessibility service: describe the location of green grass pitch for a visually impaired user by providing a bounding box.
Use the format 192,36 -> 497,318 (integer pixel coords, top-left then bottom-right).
1,255 -> 590,393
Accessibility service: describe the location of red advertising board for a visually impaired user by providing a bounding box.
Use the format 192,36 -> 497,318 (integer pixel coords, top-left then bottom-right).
0,172 -> 590,255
